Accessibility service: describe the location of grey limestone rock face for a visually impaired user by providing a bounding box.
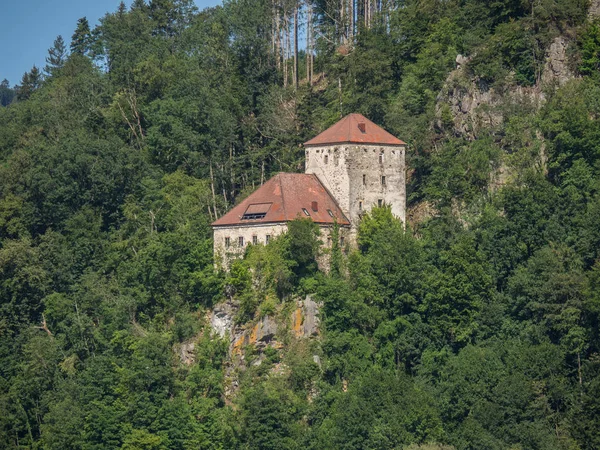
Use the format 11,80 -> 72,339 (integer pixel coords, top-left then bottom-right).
590,0 -> 600,19
211,303 -> 235,338
179,342 -> 196,366
542,36 -> 574,87
255,315 -> 278,343
302,295 -> 320,337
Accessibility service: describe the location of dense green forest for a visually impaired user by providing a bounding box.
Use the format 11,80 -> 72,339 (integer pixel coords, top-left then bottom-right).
2,0 -> 600,448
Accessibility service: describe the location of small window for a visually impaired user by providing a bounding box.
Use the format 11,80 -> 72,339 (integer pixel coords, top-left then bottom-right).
327,209 -> 334,218
381,176 -> 386,186
363,174 -> 366,185
333,153 -> 339,166
238,236 -> 244,247
379,151 -> 384,164
340,237 -> 345,246
302,208 -> 310,216
378,199 -> 383,207
324,154 -> 329,164
252,235 -> 258,245
225,237 -> 231,248
359,201 -> 363,211
266,235 -> 271,244
327,236 -> 332,247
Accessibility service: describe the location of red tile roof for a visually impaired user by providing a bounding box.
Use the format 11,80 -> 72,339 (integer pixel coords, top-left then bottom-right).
304,113 -> 406,146
212,173 -> 350,227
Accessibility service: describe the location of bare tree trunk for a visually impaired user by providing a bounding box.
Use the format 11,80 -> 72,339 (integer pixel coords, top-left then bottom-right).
210,163 -> 219,219
275,1 -> 281,71
293,4 -> 298,89
338,77 -> 343,118
229,144 -> 235,202
283,11 -> 288,87
286,12 -> 292,87
350,0 -> 354,41
306,0 -> 312,84
340,0 -> 345,44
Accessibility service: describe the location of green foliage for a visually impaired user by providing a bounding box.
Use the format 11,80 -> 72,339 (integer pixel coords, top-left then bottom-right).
1,1 -> 600,449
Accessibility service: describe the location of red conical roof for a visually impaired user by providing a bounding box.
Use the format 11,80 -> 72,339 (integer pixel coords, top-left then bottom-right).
304,113 -> 405,147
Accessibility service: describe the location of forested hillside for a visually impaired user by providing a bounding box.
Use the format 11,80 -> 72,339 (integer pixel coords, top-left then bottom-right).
1,0 -> 600,448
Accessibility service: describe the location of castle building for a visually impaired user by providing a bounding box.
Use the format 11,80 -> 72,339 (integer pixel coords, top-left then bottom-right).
212,113 -> 406,266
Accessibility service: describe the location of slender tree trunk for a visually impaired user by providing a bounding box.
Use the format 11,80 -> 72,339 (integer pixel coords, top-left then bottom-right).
283,12 -> 288,87
338,77 -> 343,118
340,0 -> 345,44
210,163 -> 219,219
286,13 -> 292,87
350,0 -> 354,42
306,0 -> 312,84
275,1 -> 281,71
293,4 -> 298,89
229,144 -> 235,202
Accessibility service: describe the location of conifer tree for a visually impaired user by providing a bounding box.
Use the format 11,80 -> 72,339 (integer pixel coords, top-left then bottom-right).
16,66 -> 42,101
0,78 -> 15,106
131,0 -> 148,11
71,17 -> 92,55
44,35 -> 67,76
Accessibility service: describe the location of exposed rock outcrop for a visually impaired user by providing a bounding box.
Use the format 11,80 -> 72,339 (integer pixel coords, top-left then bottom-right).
438,31 -> 577,140
210,302 -> 236,338
231,315 -> 279,355
542,36 -> 575,87
212,295 -> 322,400
589,0 -> 600,19
292,295 -> 320,337
178,342 -> 195,366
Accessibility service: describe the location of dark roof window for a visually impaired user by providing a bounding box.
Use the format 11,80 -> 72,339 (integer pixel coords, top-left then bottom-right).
302,208 -> 311,216
242,202 -> 272,220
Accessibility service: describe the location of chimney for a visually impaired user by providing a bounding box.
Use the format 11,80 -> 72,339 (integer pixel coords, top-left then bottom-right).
311,201 -> 318,212
358,122 -> 366,133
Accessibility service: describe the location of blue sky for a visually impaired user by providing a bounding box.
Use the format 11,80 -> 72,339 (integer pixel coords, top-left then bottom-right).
0,0 -> 222,86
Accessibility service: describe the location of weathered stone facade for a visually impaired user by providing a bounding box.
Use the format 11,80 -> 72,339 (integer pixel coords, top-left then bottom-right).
213,223 -> 288,267
305,143 -> 406,231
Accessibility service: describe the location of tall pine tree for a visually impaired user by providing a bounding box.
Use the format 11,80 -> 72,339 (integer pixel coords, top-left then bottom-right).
16,66 -> 42,101
71,17 -> 92,55
44,35 -> 67,76
0,79 -> 15,106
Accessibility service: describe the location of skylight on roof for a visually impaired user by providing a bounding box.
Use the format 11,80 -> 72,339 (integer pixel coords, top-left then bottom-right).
302,208 -> 310,216
242,203 -> 272,220
327,209 -> 334,217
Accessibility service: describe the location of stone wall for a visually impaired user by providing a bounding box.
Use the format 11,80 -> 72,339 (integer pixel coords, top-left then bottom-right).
305,143 -> 406,228
305,145 -> 351,214
213,223 -> 288,268
213,222 -> 349,269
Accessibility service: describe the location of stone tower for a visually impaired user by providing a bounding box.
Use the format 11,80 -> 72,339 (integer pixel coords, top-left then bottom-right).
303,113 -> 406,234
